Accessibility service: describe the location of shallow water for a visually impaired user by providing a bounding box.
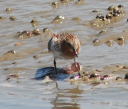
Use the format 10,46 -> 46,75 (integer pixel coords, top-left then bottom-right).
0,0 -> 128,109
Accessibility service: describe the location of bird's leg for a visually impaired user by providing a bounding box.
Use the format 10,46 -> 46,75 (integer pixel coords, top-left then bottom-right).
54,58 -> 57,74
74,58 -> 76,63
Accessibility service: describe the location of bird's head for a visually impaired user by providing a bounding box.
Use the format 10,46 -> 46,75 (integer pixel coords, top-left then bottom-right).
61,41 -> 79,58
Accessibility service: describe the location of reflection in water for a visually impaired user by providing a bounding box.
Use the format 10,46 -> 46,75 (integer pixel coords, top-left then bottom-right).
51,87 -> 84,109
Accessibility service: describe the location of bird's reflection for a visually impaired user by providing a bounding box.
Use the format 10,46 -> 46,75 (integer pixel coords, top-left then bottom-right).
51,86 -> 84,109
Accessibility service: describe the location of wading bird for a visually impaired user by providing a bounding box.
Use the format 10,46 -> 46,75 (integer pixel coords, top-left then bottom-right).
48,32 -> 81,73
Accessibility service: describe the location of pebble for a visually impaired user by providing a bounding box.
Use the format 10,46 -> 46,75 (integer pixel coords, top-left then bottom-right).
30,19 -> 39,27
116,36 -> 125,46
116,77 -> 122,80
89,73 -> 99,78
5,8 -> 13,12
100,75 -> 110,80
14,42 -> 24,46
6,73 -> 19,80
4,50 -> 16,55
105,40 -> 114,47
93,39 -> 101,46
33,55 -> 39,59
124,73 -> 128,79
51,2 -> 60,8
92,9 -> 99,13
116,65 -> 124,69
43,28 -> 49,33
17,31 -> 33,39
12,62 -> 17,64
32,28 -> 41,35
42,28 -> 52,36
52,15 -> 65,24
90,4 -> 125,29
9,16 -> 16,21
0,16 -> 5,20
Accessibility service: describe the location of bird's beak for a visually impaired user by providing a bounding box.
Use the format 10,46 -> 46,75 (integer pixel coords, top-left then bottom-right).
75,51 -> 78,57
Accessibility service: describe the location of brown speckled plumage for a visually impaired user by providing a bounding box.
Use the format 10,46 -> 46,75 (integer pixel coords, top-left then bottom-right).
48,32 -> 81,73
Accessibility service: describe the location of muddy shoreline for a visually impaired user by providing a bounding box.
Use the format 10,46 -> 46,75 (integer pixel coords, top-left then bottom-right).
0,0 -> 128,109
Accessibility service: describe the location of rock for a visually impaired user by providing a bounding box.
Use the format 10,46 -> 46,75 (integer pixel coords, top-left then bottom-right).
52,15 -> 65,24
9,16 -> 16,21
51,2 -> 60,8
6,73 -> 19,80
4,50 -> 16,55
124,73 -> 128,80
93,39 -> 101,46
32,29 -> 41,35
105,40 -> 114,47
116,36 -> 125,46
116,77 -> 122,80
5,8 -> 13,12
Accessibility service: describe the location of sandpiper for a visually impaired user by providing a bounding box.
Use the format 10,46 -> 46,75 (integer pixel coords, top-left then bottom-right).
48,32 -> 81,73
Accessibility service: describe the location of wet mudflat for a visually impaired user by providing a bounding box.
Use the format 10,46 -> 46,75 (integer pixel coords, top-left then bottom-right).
0,0 -> 128,109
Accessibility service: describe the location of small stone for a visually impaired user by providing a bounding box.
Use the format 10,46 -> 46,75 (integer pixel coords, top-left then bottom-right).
30,19 -> 38,24
32,29 -> 41,35
30,19 -> 39,27
9,16 -> 16,21
98,29 -> 107,35
90,73 -> 99,78
42,28 -> 52,37
33,55 -> 39,59
106,14 -> 112,19
52,15 -> 65,24
12,62 -> 17,64
51,2 -> 60,8
0,16 -> 5,20
116,36 -> 125,46
116,65 -> 124,69
4,68 -> 9,71
5,8 -> 13,12
17,31 -> 33,39
96,14 -> 104,20
6,73 -> 19,80
100,75 -> 109,80
43,28 -> 49,33
116,77 -> 122,80
92,10 -> 99,13
4,50 -> 16,55
105,40 -> 114,47
122,66 -> 128,69
118,5 -> 123,8
124,73 -> 128,80
107,5 -> 114,11
93,39 -> 100,46
82,76 -> 89,81
91,81 -> 101,85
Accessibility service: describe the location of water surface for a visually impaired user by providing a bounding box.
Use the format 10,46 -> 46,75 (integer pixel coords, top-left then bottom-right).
0,0 -> 128,109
